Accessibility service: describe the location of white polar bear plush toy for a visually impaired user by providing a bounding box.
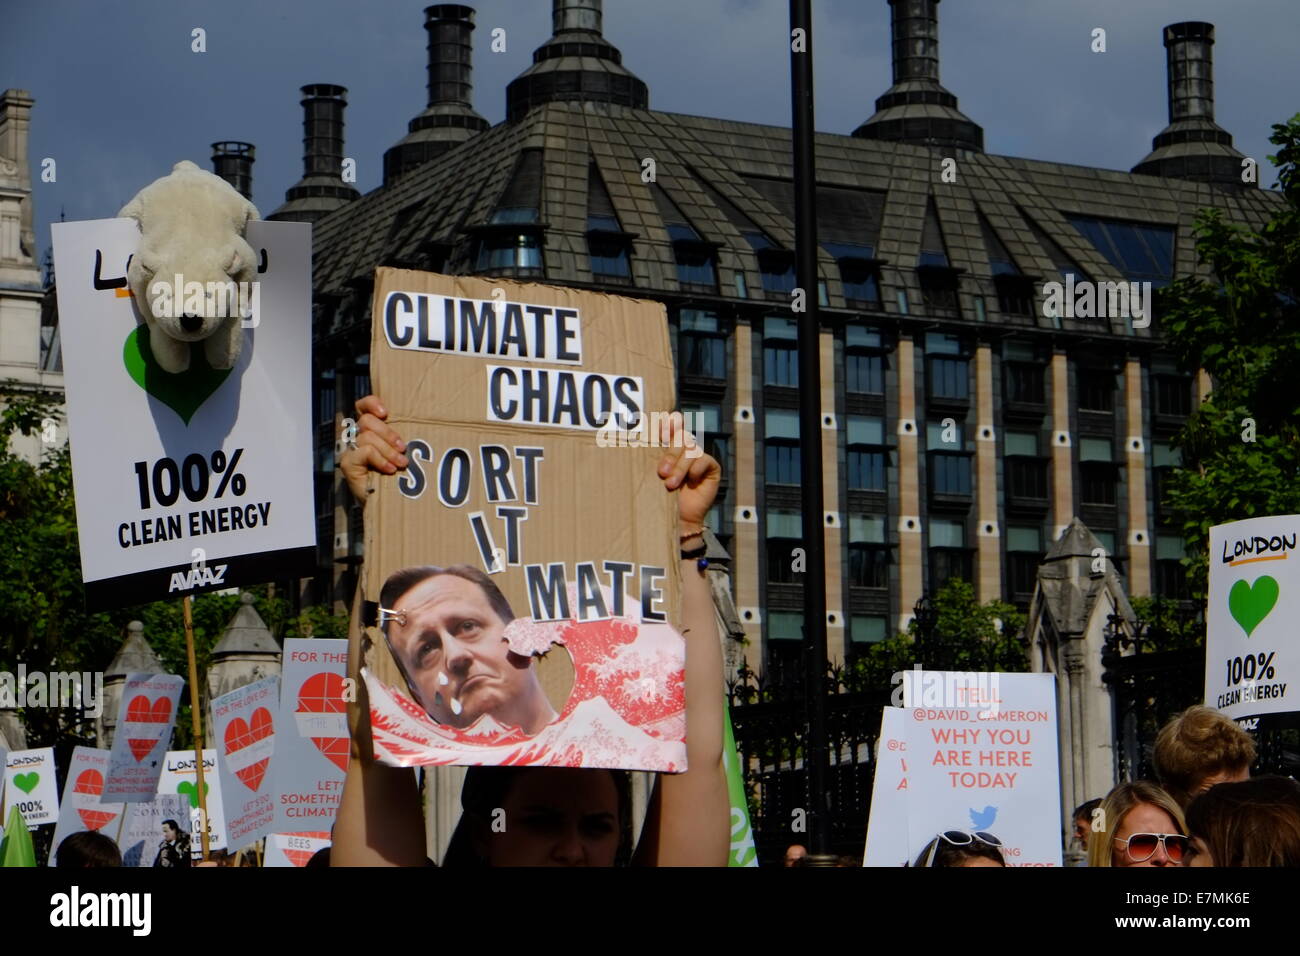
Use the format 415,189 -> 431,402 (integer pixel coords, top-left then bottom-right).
118,160 -> 260,373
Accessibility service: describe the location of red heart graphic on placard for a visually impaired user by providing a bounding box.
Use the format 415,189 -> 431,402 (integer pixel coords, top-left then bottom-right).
125,694 -> 172,762
224,706 -> 274,791
73,769 -> 117,831
296,673 -> 349,773
282,831 -> 331,868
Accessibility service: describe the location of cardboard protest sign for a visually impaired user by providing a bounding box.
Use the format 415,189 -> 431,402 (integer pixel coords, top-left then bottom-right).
272,639 -> 348,833
863,707 -> 910,867
4,748 -> 59,827
48,747 -> 127,866
116,794 -> 189,867
49,218 -> 315,611
264,830 -> 331,868
159,749 -> 227,854
902,672 -> 1061,867
1207,516 -> 1298,727
211,676 -> 278,850
359,270 -> 687,771
105,673 -> 184,801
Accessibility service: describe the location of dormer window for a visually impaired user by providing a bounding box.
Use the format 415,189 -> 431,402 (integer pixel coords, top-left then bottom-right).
823,242 -> 882,307
586,163 -> 634,281
652,185 -> 718,291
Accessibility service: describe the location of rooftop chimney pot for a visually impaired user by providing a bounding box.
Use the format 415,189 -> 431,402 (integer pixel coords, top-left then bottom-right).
210,141 -> 254,200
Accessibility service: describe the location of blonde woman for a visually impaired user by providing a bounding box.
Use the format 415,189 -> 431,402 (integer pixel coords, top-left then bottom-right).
1088,780 -> 1188,867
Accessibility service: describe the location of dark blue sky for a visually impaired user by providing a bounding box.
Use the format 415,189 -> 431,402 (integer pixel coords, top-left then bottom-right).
4,0 -> 1296,262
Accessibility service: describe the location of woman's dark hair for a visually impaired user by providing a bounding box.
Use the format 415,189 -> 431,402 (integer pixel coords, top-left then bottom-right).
910,836 -> 1006,867
441,766 -> 635,868
56,830 -> 123,868
162,819 -> 180,834
1186,775 -> 1300,867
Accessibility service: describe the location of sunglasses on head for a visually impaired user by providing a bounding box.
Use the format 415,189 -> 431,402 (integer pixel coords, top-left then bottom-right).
923,830 -> 1003,867
1113,832 -> 1188,863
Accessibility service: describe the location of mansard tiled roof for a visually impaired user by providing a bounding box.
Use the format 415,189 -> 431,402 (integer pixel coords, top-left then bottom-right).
310,99 -> 1285,341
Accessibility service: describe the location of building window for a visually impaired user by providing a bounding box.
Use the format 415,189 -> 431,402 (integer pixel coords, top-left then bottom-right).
744,232 -> 797,293
1080,438 -> 1117,506
929,357 -> 970,402
318,368 -> 336,425
1006,525 -> 1043,599
669,226 -> 718,287
848,449 -> 886,492
587,165 -> 632,279
845,324 -> 886,394
490,206 -> 538,224
681,402 -> 729,472
847,416 -> 887,491
766,441 -> 800,485
848,515 -> 889,588
847,352 -> 884,394
766,611 -> 804,641
766,510 -> 802,583
1155,535 -> 1189,599
475,232 -> 542,271
918,267 -> 960,311
930,451 -> 972,496
1066,215 -> 1175,287
849,615 -> 888,648
653,184 -> 718,290
824,242 -> 881,306
994,275 -> 1035,316
1005,431 -> 1048,502
764,317 -> 799,387
929,519 -> 971,589
765,407 -> 801,485
927,335 -> 970,402
1004,363 -> 1045,404
588,233 -> 631,278
1152,374 -> 1192,417
679,309 -> 726,380
351,356 -> 371,406
1078,367 -> 1116,412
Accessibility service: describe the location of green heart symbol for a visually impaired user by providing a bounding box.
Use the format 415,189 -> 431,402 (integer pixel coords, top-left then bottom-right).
13,772 -> 39,794
176,779 -> 209,808
123,325 -> 232,425
1228,576 -> 1280,637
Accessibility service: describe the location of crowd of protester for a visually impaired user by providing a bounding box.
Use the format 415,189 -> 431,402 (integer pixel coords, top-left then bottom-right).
895,705 -> 1300,868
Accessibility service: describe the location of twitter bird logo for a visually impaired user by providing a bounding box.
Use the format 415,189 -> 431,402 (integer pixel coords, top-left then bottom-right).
969,805 -> 998,830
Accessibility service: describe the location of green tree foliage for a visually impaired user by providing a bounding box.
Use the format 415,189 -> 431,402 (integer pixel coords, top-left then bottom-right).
1126,594 -> 1205,652
848,578 -> 1027,692
0,384 -> 347,750
1160,115 -> 1300,599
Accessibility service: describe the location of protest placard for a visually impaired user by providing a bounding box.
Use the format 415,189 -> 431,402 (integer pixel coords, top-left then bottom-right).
902,672 -> 1061,867
49,218 -> 315,611
159,749 -> 227,854
359,271 -> 687,771
1207,516 -> 1298,727
116,793 -> 189,867
272,639 -> 348,833
4,748 -> 59,827
104,673 -> 184,801
863,707 -> 910,867
211,676 -> 278,850
48,747 -> 126,866
264,830 -> 331,867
